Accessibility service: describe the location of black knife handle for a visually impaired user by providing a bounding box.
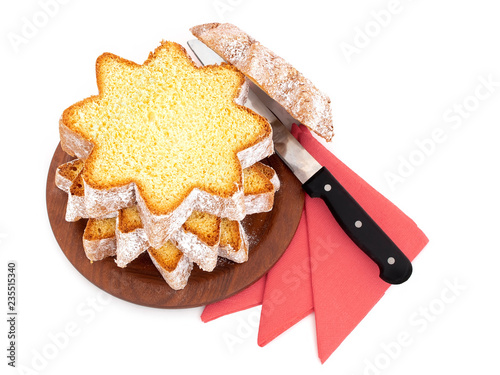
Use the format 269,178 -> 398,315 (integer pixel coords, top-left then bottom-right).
302,167 -> 412,284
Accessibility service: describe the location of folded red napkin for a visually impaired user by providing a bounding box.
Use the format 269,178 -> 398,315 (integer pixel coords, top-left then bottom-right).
201,124 -> 429,363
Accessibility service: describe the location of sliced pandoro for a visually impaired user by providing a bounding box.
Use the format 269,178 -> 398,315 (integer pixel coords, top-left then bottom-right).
63,174 -> 165,268
56,160 -> 279,221
114,207 -> 217,271
218,163 -> 280,263
55,160 -> 279,270
81,212 -> 193,290
75,198 -> 221,271
171,161 -> 279,270
59,41 -> 273,248
191,22 -> 334,141
79,208 -> 251,271
81,209 -> 250,288
56,161 -> 280,215
81,211 -> 243,290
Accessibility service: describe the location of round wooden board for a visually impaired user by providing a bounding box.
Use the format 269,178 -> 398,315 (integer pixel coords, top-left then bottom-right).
46,144 -> 304,308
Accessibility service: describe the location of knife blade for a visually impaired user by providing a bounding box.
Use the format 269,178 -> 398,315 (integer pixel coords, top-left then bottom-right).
187,39 -> 413,284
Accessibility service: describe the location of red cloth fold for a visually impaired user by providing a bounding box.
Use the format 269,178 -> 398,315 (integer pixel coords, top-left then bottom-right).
201,124 -> 429,363
258,212 -> 313,347
201,275 -> 266,323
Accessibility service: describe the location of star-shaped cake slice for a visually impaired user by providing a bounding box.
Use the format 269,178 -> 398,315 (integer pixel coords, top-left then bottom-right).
59,41 -> 273,247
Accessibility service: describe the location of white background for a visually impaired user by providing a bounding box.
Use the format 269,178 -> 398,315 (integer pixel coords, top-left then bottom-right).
1,0 -> 499,374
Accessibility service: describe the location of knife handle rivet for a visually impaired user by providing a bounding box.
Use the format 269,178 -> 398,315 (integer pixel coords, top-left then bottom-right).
324,184 -> 332,192
355,220 -> 362,228
387,257 -> 395,265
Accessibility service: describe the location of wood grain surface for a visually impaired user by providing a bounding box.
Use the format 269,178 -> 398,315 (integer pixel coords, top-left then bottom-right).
46,144 -> 304,308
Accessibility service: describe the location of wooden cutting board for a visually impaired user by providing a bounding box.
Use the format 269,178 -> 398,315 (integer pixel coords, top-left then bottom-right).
46,144 -> 304,308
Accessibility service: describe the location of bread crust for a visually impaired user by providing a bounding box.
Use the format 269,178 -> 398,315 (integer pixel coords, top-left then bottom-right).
55,159 -> 84,193
83,218 -> 117,262
55,160 -> 279,275
147,248 -> 193,290
59,118 -> 94,159
55,165 -> 117,222
171,228 -> 220,272
191,23 -> 334,141
243,162 -> 280,215
115,211 -> 150,268
81,215 -> 193,289
83,237 -> 117,262
218,221 -> 249,263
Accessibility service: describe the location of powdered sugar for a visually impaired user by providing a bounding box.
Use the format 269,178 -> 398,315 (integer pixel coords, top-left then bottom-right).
83,237 -> 116,262
148,250 -> 193,291
115,217 -> 149,268
59,120 -> 93,160
172,228 -> 219,272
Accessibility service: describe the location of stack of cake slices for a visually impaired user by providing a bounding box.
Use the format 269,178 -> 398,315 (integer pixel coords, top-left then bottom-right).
55,158 -> 279,290
56,40 -> 278,290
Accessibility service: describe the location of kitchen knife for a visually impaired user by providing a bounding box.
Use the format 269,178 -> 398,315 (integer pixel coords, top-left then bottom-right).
187,39 -> 412,284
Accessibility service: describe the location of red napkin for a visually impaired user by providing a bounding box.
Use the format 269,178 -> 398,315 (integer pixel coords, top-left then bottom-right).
201,124 -> 429,363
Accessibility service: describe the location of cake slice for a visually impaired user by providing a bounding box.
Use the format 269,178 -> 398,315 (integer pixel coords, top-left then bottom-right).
81,214 -> 192,290
59,40 -> 273,248
83,217 -> 193,290
113,160 -> 279,271
57,159 -> 279,221
191,23 -> 334,141
56,159 -> 279,270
